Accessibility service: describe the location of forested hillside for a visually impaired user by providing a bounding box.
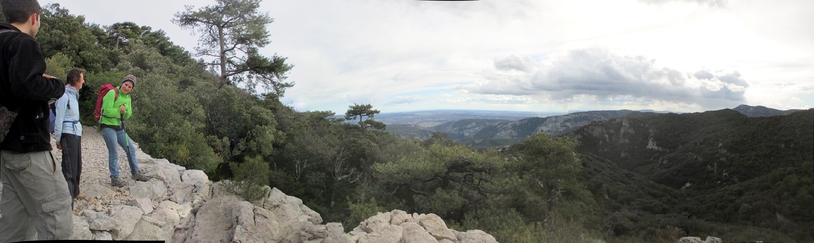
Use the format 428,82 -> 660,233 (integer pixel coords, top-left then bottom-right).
569,109 -> 814,241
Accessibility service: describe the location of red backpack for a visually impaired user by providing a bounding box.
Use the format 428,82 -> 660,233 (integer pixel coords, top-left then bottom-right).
94,84 -> 119,122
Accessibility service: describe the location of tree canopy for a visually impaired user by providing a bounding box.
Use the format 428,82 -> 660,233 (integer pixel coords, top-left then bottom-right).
173,0 -> 293,96
345,103 -> 385,130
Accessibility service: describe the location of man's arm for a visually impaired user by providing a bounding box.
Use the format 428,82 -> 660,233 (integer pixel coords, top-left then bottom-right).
7,37 -> 64,100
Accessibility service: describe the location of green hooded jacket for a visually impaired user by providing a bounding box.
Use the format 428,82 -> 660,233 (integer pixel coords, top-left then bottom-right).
99,86 -> 132,127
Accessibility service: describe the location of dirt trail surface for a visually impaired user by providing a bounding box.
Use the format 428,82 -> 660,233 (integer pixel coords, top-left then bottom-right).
51,125 -> 149,214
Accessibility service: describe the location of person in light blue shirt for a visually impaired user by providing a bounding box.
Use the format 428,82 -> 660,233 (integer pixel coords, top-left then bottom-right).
54,67 -> 85,202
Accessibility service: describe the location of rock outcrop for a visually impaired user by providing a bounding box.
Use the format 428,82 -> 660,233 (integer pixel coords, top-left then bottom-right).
0,126 -> 497,242
677,236 -> 722,243
348,210 -> 495,243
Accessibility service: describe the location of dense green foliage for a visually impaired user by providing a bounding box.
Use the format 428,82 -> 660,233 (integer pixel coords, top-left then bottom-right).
12,3 -> 812,242
226,155 -> 271,201
354,133 -> 605,241
572,109 -> 814,241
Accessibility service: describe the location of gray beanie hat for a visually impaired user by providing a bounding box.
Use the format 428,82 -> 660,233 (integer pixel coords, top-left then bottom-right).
122,74 -> 137,87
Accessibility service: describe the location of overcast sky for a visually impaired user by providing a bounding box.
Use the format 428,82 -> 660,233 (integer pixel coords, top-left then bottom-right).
55,0 -> 814,113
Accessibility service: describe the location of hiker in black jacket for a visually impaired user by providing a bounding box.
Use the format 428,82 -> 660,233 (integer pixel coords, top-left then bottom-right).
0,0 -> 73,241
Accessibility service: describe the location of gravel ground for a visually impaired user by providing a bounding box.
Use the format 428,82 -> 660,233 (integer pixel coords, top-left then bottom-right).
52,125 -> 138,185
1,125 -> 140,216
49,125 -> 145,213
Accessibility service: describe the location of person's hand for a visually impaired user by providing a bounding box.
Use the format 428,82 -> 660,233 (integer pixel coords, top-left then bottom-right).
56,142 -> 62,150
42,73 -> 55,79
119,105 -> 126,113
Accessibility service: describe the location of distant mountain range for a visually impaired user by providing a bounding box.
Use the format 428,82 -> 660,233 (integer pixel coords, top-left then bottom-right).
382,105 -> 804,148
731,104 -> 801,117
375,110 -> 561,128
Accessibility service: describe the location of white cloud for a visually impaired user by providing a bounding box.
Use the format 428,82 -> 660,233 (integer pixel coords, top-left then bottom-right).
494,55 -> 535,72
387,96 -> 424,105
464,47 -> 750,110
53,0 -> 814,113
639,0 -> 727,7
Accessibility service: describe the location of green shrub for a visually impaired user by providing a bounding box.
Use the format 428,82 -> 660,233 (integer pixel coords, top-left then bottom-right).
226,156 -> 271,201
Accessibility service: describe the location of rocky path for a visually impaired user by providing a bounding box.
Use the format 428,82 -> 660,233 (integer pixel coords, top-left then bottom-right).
50,125 -> 146,214
0,125 -> 142,214
1,125 -> 175,240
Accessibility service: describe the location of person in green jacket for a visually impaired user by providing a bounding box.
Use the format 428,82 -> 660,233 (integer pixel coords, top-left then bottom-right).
100,74 -> 147,187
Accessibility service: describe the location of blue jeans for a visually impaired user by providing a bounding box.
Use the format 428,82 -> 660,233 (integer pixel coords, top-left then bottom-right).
101,127 -> 138,179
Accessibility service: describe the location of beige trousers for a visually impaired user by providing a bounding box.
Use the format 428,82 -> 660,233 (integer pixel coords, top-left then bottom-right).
0,150 -> 72,242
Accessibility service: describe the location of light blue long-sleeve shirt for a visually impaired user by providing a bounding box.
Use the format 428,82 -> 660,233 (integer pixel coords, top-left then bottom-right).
54,84 -> 82,141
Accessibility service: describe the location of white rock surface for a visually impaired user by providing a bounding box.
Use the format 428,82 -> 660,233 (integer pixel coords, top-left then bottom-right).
0,125 -> 497,242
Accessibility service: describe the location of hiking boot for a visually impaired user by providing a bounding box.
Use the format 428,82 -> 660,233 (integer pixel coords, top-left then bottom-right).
111,177 -> 126,187
133,172 -> 149,182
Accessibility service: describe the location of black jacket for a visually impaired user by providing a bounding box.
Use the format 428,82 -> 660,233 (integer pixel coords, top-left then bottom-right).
0,24 -> 65,152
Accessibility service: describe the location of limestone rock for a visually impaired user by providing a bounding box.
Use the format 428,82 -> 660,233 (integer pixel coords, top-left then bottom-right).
230,201 -> 281,242
81,183 -> 116,199
69,214 -> 93,240
140,215 -> 165,227
401,222 -> 438,243
417,214 -> 457,242
348,227 -> 367,242
151,201 -> 181,227
358,211 -> 392,233
679,237 -> 703,243
453,229 -> 498,243
357,225 -> 402,243
110,205 -> 144,240
182,170 -> 211,205
278,221 -> 329,243
143,158 -> 183,187
126,220 -> 166,240
168,181 -> 194,203
181,169 -> 209,185
93,231 -> 112,240
129,179 -> 166,201
178,195 -> 241,242
264,187 -> 323,225
322,223 -> 351,243
85,210 -> 116,231
128,198 -> 154,215
679,236 -> 723,243
390,210 -> 411,225
705,236 -> 722,243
